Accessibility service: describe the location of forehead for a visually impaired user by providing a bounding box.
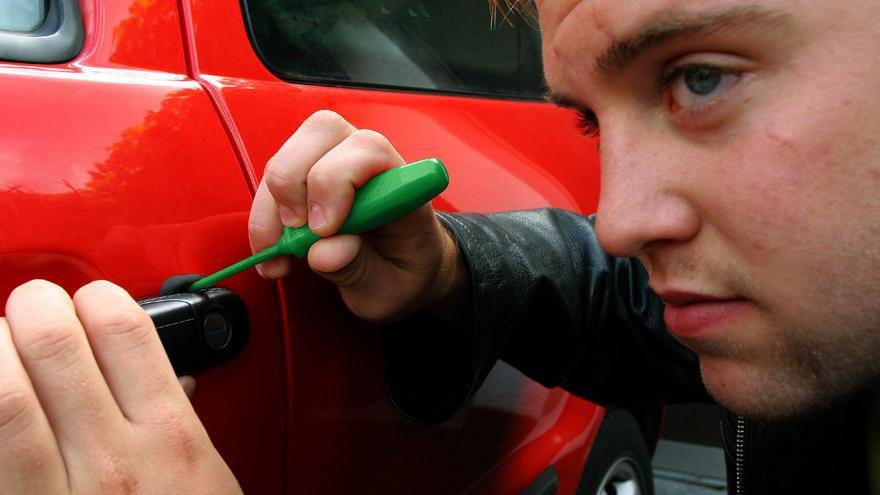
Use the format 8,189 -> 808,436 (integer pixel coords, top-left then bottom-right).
536,0 -> 786,92
536,0 -> 773,44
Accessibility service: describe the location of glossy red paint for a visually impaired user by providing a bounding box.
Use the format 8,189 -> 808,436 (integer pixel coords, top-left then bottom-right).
184,0 -> 606,492
0,1 -> 284,492
1,0 -> 608,493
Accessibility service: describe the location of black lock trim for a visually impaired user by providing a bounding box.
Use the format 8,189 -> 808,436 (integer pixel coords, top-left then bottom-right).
138,287 -> 249,375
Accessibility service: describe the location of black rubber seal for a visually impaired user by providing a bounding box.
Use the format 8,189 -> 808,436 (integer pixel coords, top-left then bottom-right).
159,274 -> 204,295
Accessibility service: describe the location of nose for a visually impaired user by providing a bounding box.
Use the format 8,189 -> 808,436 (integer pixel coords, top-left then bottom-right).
593,129 -> 701,258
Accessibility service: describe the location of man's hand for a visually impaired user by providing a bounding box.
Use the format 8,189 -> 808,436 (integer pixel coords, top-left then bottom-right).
0,280 -> 241,494
249,110 -> 469,323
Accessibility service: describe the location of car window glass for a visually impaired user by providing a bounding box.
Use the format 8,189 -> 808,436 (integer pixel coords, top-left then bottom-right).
0,0 -> 47,32
243,0 -> 545,99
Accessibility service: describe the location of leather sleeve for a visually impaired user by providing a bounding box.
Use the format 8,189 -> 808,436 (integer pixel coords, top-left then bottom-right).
385,208 -> 711,424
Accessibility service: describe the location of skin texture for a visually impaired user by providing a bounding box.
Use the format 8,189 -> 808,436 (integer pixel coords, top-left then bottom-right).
248,110 -> 469,324
0,281 -> 241,494
536,0 -> 880,418
4,0 -> 879,490
250,0 -> 880,419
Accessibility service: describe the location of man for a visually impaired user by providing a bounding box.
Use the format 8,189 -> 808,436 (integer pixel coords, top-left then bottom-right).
1,0 -> 878,493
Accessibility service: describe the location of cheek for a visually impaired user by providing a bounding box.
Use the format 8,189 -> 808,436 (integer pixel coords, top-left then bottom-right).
709,123 -> 843,260
714,121 -> 877,321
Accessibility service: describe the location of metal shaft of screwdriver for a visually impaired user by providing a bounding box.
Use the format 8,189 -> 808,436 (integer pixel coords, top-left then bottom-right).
188,245 -> 281,292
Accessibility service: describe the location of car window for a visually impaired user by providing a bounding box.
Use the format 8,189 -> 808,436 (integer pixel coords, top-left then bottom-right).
0,0 -> 82,63
0,0 -> 47,32
243,0 -> 545,99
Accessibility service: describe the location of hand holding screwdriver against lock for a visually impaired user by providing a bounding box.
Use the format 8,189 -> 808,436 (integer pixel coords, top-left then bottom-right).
248,114 -> 472,326
188,158 -> 449,292
4,0 -> 880,493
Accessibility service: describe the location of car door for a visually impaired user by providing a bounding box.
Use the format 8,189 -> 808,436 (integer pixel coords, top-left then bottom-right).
182,0 -> 607,493
0,0 -> 284,492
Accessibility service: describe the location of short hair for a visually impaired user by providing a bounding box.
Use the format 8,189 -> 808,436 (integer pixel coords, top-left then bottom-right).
488,0 -> 537,26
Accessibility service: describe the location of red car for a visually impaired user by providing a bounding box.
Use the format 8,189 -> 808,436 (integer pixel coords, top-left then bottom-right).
0,0 -> 660,493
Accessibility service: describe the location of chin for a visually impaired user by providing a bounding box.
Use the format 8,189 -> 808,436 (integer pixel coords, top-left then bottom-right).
697,356 -> 824,421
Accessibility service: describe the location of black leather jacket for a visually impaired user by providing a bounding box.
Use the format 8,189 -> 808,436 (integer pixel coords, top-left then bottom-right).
385,209 -> 873,494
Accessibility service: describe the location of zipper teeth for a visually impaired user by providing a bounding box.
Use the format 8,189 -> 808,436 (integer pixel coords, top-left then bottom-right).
735,416 -> 745,495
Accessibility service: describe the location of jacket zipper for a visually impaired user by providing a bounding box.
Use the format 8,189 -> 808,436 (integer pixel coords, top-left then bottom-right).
735,415 -> 745,495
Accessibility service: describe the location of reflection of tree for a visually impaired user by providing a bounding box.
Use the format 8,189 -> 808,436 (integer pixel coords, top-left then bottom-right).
109,0 -> 185,73
0,87 -> 244,244
0,83 -> 249,304
0,2 -> 249,295
84,88 -> 244,225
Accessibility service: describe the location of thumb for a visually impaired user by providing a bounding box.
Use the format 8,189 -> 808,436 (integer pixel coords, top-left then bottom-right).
308,235 -> 410,322
307,235 -> 368,287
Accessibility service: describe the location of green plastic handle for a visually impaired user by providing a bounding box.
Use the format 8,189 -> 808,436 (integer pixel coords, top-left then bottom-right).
187,158 -> 448,292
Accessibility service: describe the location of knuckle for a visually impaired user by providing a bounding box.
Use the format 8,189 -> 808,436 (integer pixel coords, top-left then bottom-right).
19,320 -> 81,365
303,109 -> 348,131
0,387 -> 57,478
348,128 -> 392,154
247,216 -> 270,237
305,164 -> 333,189
264,158 -> 293,188
248,215 -> 278,245
89,308 -> 153,347
0,386 -> 35,433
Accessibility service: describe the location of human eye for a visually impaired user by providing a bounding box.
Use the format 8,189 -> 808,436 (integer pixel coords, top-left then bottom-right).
659,64 -> 742,112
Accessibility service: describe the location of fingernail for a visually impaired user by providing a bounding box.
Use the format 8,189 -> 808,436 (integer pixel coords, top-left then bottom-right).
309,203 -> 326,230
278,205 -> 303,227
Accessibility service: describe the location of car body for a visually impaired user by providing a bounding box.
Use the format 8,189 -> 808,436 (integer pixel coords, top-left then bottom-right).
0,1 -> 654,493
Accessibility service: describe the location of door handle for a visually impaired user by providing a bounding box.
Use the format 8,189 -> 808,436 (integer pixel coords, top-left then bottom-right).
137,285 -> 249,375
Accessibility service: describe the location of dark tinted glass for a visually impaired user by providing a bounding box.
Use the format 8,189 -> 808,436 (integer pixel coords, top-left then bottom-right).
243,0 -> 545,99
0,0 -> 47,32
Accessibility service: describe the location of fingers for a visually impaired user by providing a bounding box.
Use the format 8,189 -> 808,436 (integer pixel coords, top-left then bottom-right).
250,111 -> 405,279
250,110 -> 448,324
263,110 -> 357,227
308,235 -> 393,322
307,235 -> 366,284
249,181 -> 290,278
305,193 -> 447,323
250,110 -> 357,278
305,129 -> 406,236
73,281 -> 190,424
3,280 -> 242,494
5,280 -> 124,455
0,317 -> 67,493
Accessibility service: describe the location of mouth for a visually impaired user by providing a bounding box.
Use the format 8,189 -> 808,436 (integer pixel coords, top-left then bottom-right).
656,290 -> 750,338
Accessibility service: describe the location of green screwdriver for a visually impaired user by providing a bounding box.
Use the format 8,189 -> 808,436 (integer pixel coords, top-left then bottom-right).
187,158 -> 449,292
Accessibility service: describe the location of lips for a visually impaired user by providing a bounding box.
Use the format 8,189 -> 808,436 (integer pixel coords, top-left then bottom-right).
657,290 -> 749,338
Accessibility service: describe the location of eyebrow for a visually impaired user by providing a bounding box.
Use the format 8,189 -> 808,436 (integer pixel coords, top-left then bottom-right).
596,5 -> 793,75
545,5 -> 792,119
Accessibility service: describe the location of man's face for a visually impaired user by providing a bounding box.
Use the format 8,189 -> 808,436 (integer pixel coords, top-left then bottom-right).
537,0 -> 880,419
